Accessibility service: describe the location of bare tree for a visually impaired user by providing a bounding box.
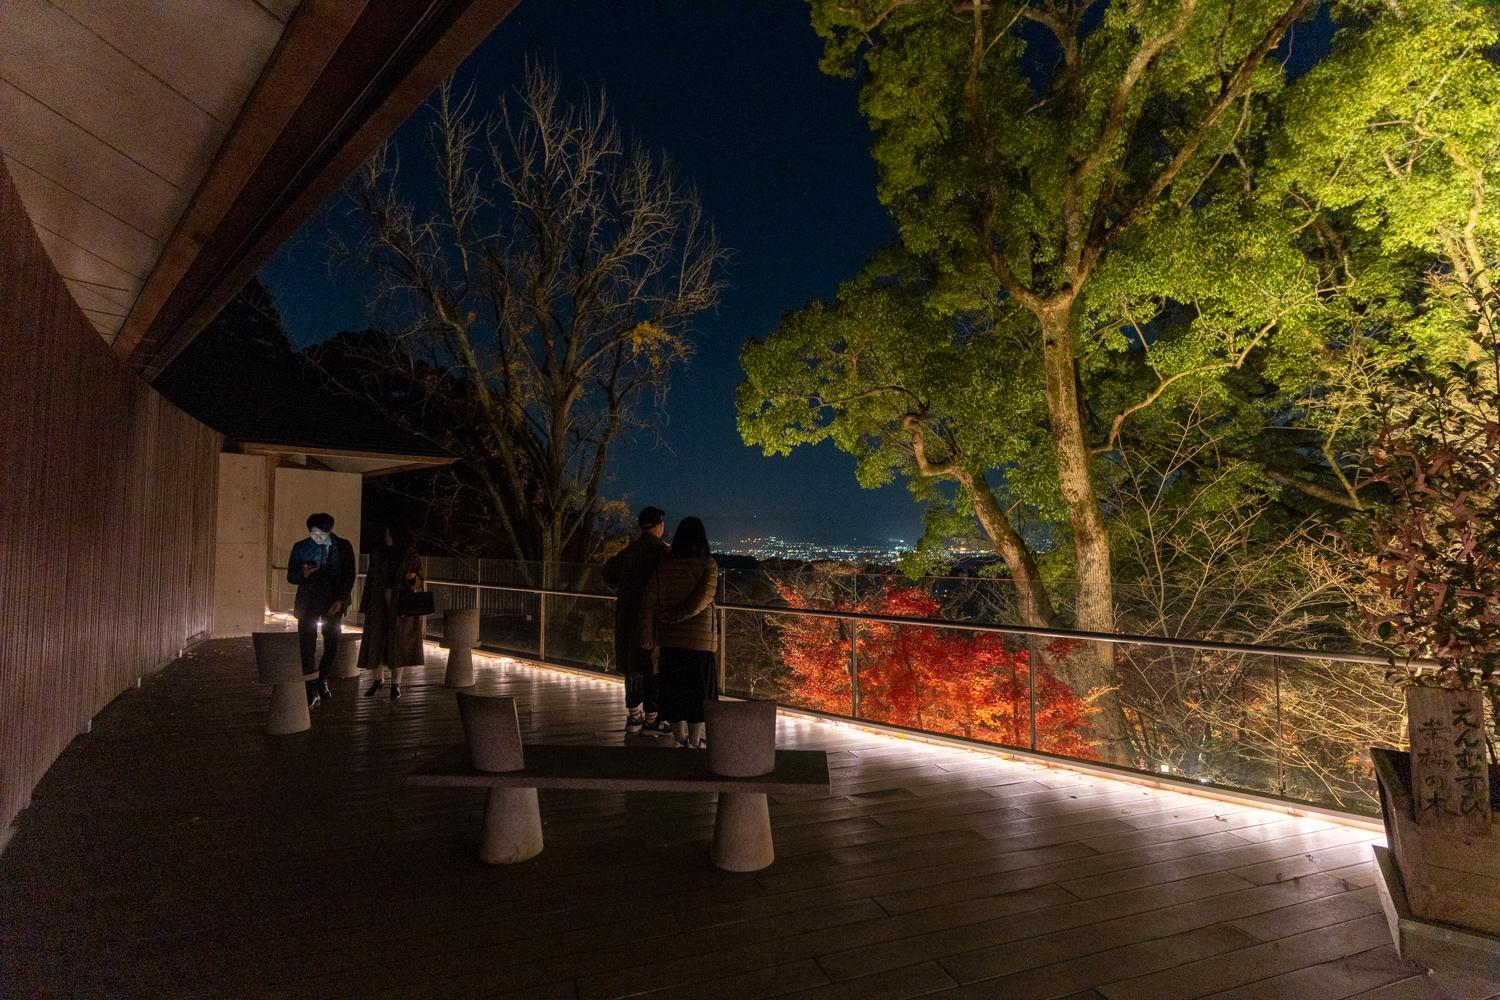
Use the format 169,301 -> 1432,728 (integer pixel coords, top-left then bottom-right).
1108,401 -> 1403,809
332,67 -> 726,579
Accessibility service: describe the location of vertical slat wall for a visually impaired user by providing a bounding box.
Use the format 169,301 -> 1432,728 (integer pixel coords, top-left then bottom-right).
0,161 -> 220,839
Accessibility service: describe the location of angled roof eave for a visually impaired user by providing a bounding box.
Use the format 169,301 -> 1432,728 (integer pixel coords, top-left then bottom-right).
112,0 -> 521,382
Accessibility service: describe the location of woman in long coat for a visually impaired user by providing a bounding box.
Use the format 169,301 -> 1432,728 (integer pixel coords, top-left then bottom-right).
638,516 -> 718,748
359,521 -> 426,700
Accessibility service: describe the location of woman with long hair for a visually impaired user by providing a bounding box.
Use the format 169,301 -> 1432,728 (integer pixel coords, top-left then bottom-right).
358,521 -> 426,700
638,516 -> 718,748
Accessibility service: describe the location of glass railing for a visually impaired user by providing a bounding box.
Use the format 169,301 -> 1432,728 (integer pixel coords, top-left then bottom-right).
351,557 -> 1477,818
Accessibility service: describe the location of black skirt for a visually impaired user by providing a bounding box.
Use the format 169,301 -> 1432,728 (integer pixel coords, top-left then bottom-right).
657,646 -> 717,723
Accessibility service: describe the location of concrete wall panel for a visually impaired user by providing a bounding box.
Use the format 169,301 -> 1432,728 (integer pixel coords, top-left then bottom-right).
0,160 -> 219,841
212,454 -> 268,637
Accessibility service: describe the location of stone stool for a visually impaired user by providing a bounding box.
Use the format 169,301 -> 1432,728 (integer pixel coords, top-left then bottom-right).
705,699 -> 779,872
252,632 -> 314,735
331,635 -> 361,679
442,608 -> 482,688
456,692 -> 541,864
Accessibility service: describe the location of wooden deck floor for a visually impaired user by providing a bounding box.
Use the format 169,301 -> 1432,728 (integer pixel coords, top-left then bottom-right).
0,638 -> 1485,999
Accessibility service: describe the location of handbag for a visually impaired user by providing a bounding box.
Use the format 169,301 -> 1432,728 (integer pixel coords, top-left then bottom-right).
396,588 -> 435,617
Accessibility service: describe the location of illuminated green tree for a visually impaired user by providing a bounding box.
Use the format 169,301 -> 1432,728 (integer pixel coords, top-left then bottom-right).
740,0 -> 1499,761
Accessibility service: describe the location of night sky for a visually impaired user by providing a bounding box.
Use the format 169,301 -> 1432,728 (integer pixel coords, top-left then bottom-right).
259,0 -> 915,546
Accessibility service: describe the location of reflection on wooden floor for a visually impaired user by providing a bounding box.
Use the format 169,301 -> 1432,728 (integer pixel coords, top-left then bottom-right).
0,638 -> 1481,999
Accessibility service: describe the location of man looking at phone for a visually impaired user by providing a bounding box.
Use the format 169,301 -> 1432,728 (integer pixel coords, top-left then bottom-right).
286,512 -> 356,708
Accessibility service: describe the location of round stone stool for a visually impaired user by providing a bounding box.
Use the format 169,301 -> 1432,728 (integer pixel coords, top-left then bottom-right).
442,608 -> 482,688
706,700 -> 778,777
456,692 -> 542,864
705,699 -> 780,872
457,692 -> 525,771
331,635 -> 361,679
252,631 -> 314,735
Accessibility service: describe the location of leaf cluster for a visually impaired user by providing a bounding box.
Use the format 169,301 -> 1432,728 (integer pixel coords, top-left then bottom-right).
1363,355 -> 1500,696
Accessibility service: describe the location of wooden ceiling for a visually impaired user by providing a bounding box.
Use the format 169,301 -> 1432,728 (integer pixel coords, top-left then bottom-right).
0,0 -> 519,381
0,0 -> 296,341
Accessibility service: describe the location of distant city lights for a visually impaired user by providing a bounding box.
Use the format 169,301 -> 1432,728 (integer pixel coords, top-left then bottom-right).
710,535 -> 994,564
713,535 -> 911,562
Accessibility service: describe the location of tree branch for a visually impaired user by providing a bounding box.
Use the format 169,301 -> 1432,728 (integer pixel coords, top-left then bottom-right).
1102,0 -> 1314,248
1265,468 -> 1367,511
1093,315 -> 1279,454
903,414 -> 958,478
1067,1 -> 1199,276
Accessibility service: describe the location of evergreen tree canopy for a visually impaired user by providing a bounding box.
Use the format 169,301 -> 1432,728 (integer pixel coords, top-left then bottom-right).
740,0 -> 1500,760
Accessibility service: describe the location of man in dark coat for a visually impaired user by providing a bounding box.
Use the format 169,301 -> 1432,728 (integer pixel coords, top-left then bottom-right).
602,506 -> 670,735
286,512 -> 356,708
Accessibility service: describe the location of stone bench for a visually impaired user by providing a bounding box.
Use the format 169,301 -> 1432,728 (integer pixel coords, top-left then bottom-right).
409,696 -> 829,871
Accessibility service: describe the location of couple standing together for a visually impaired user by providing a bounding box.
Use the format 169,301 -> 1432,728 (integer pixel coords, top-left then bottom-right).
604,506 -> 718,749
286,512 -> 426,708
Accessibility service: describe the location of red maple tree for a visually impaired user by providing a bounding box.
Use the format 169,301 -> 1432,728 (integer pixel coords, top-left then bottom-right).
772,583 -> 1097,759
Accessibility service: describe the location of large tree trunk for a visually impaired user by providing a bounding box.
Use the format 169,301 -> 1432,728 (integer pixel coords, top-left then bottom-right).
1038,300 -> 1134,764
960,469 -> 1057,628
541,520 -> 564,590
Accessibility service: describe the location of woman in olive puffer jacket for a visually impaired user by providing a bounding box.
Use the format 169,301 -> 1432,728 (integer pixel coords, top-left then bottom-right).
638,516 -> 718,748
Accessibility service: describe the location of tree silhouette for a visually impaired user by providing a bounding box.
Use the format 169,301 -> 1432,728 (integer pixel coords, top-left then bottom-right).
335,69 -> 725,578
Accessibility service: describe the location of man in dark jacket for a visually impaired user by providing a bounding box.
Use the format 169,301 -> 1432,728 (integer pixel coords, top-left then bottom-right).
286,512 -> 356,708
602,506 -> 671,735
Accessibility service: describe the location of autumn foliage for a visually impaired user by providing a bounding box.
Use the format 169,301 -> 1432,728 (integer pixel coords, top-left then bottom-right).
771,583 -> 1098,759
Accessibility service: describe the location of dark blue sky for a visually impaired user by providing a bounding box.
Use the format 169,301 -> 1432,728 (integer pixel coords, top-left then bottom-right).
260,0 -> 917,546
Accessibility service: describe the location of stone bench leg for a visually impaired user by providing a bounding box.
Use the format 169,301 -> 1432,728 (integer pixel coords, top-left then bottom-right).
479,787 -> 543,864
267,681 -> 311,735
331,637 -> 361,680
444,646 -> 475,688
712,792 -> 774,872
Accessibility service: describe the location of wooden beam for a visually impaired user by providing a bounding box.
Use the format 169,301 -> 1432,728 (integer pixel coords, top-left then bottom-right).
110,1 -> 367,359
240,441 -> 455,465
118,0 -> 521,381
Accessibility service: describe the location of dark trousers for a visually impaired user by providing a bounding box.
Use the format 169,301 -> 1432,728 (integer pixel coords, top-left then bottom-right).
658,647 -> 716,724
625,670 -> 660,717
298,613 -> 343,697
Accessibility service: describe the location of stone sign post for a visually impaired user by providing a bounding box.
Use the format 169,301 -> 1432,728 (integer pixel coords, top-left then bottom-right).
1405,686 -> 1492,838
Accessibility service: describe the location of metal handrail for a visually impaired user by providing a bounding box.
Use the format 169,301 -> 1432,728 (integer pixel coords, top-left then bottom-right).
331,565 -> 1462,817
418,575 -> 1441,672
